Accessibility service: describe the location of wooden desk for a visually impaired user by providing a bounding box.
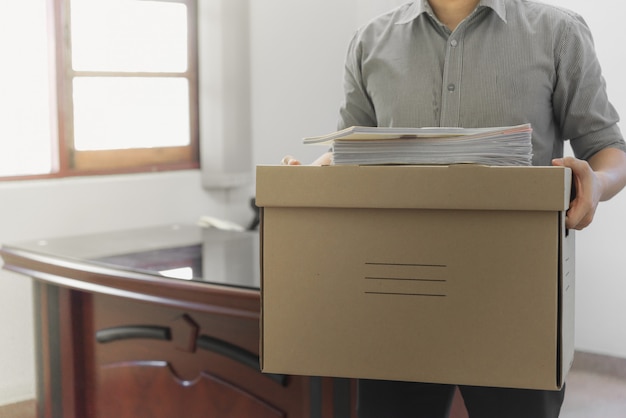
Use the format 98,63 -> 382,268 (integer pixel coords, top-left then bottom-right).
1,225 -> 356,418
2,224 -> 468,418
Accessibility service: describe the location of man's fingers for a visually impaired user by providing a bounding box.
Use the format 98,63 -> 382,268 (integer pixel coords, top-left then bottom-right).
553,157 -> 598,230
281,155 -> 301,165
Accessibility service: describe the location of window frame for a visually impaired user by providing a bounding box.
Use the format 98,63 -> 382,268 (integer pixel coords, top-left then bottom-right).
0,0 -> 200,182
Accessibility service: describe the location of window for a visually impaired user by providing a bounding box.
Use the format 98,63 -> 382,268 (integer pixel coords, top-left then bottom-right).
0,2 -> 54,177
0,0 -> 199,180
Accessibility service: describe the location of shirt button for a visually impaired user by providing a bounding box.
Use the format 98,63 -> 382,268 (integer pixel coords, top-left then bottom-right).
447,83 -> 456,92
450,39 -> 458,47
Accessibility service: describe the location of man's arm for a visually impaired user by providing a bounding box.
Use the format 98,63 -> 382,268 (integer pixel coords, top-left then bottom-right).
553,147 -> 626,230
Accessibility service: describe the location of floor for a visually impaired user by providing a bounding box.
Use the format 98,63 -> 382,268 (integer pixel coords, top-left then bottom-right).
561,351 -> 626,418
560,369 -> 626,417
0,399 -> 34,418
1,353 -> 624,417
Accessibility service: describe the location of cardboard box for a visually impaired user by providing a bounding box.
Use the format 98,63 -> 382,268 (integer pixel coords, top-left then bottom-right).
256,164 -> 575,390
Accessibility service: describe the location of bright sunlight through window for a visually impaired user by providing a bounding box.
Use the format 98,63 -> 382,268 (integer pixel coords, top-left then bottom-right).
70,0 -> 190,152
0,2 -> 54,177
0,1 -> 193,178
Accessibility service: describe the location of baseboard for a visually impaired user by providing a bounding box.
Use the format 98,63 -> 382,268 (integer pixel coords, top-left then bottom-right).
0,381 -> 34,408
0,399 -> 35,418
572,350 -> 626,380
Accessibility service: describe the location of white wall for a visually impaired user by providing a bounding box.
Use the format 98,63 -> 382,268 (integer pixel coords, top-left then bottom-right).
250,0 -> 358,167
250,0 -> 409,168
2,0 -> 625,407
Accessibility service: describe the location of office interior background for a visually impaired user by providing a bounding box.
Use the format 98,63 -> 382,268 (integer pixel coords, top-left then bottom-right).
0,0 -> 624,407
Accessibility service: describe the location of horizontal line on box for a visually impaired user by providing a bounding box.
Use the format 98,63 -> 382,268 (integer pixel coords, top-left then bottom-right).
365,262 -> 447,268
364,291 -> 447,297
364,277 -> 446,283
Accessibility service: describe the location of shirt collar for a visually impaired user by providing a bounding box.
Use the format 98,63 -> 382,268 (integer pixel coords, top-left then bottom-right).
396,0 -> 507,25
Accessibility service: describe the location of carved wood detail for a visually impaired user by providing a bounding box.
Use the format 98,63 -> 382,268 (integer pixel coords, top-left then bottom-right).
96,361 -> 286,418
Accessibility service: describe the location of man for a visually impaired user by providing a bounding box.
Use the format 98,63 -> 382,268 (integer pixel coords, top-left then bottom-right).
283,0 -> 626,416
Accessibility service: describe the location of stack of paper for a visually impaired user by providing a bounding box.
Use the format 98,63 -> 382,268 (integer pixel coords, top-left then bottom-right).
303,124 -> 533,166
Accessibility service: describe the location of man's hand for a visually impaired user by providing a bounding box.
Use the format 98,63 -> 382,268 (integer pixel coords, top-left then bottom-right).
280,155 -> 302,165
280,152 -> 332,166
552,156 -> 602,230
552,148 -> 626,230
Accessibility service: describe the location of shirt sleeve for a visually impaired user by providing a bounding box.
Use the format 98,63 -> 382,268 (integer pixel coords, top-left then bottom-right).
552,13 -> 626,160
336,31 -> 378,130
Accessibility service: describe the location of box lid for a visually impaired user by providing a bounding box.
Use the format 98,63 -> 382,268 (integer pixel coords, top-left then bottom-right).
256,165 -> 571,211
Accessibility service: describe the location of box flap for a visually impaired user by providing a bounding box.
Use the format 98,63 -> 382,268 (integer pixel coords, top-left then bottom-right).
256,165 -> 571,211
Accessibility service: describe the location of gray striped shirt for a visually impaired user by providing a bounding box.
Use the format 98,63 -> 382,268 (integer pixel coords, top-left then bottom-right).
337,0 -> 626,165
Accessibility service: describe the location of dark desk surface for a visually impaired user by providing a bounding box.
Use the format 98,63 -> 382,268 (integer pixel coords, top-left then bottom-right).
1,224 -> 260,290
